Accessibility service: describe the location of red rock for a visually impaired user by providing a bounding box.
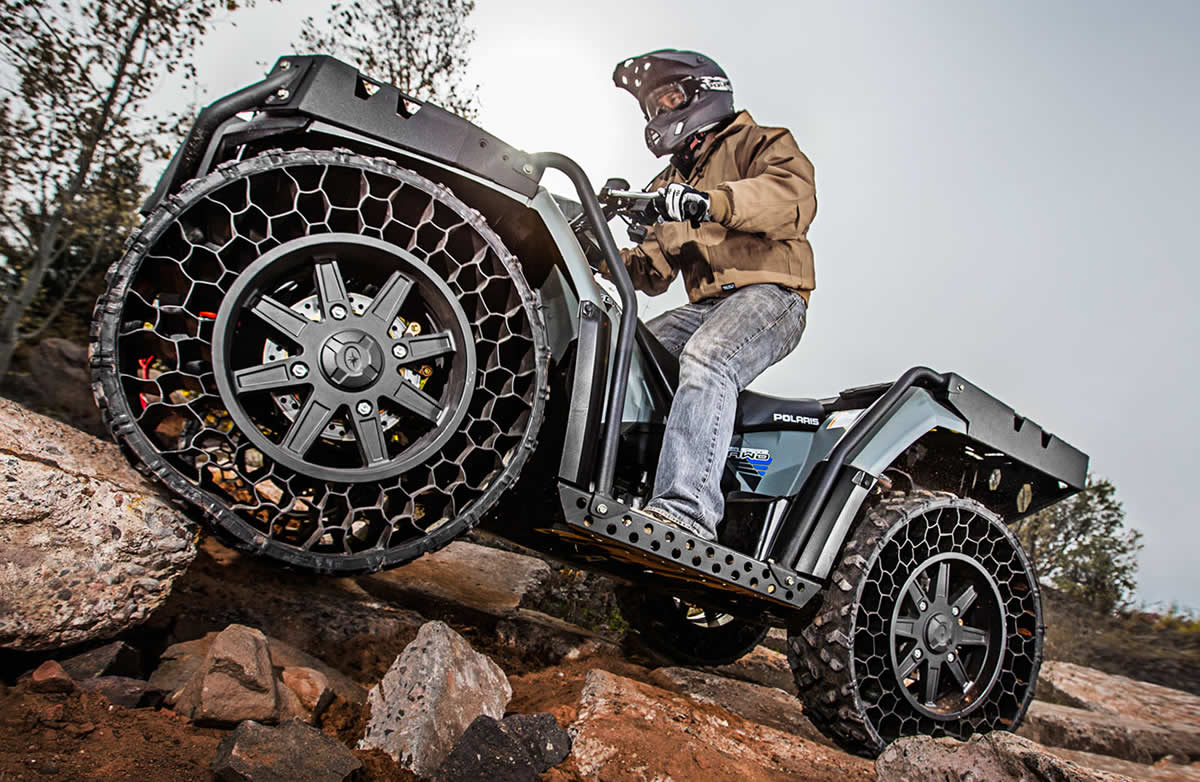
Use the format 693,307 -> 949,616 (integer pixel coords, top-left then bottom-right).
358,540 -> 551,617
59,641 -> 142,680
30,661 -> 74,693
707,644 -> 797,695
570,669 -> 873,781
212,719 -> 360,782
650,666 -> 828,745
278,667 -> 332,724
173,625 -> 277,727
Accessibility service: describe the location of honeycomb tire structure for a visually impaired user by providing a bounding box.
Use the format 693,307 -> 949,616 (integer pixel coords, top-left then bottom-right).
616,587 -> 769,667
91,149 -> 548,574
786,491 -> 1042,757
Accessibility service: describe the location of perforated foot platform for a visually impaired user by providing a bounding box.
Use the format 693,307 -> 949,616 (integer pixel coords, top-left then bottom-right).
556,484 -> 818,611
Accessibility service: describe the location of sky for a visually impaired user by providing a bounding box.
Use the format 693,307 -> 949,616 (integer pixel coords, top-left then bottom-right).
173,0 -> 1200,609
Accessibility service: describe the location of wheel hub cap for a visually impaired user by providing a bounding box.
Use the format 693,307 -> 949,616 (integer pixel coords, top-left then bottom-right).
321,330 -> 383,389
924,613 -> 953,652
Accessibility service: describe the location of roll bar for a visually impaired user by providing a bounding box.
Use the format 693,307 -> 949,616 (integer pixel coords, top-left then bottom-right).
529,153 -> 637,497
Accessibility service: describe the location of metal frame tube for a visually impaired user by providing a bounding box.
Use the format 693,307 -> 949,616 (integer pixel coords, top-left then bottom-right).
773,366 -> 950,568
530,152 -> 637,497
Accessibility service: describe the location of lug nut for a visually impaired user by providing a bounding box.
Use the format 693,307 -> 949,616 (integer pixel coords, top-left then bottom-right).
919,600 -> 928,612
330,304 -> 348,320
947,652 -> 955,662
952,606 -> 960,616
356,401 -> 372,416
392,343 -> 409,359
291,363 -> 309,378
913,649 -> 923,659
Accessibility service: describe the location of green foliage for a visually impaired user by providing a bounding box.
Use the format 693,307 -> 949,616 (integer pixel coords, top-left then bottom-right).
1014,476 -> 1142,614
0,0 -> 263,380
297,0 -> 479,119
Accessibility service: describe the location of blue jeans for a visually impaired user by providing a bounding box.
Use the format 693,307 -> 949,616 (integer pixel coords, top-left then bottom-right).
644,284 -> 807,539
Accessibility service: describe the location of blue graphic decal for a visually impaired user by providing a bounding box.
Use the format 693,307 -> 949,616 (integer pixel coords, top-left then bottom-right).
728,447 -> 773,488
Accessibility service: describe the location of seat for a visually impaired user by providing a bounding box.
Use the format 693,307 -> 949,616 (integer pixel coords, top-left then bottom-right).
635,321 -> 827,432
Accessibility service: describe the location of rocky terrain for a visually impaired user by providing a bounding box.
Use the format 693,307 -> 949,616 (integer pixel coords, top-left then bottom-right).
3,390 -> 1200,781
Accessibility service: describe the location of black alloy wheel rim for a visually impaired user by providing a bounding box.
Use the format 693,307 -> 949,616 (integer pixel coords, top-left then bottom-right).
212,233 -> 476,483
845,499 -> 1043,748
889,553 -> 1006,720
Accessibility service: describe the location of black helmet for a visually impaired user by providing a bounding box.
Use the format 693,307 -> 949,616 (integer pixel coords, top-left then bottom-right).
613,49 -> 736,157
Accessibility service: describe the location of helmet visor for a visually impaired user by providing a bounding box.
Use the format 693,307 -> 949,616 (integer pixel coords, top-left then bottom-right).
643,82 -> 690,119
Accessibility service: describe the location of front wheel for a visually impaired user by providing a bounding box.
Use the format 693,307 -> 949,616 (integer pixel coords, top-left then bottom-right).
786,491 -> 1043,756
91,149 -> 549,573
617,587 -> 769,667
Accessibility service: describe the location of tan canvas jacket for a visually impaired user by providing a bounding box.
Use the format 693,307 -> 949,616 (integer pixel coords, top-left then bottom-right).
618,111 -> 816,303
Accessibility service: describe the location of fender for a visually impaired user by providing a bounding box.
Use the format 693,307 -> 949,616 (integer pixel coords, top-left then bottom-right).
797,388 -> 966,579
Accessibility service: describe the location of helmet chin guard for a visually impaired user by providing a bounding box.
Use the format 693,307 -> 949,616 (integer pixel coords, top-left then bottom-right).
614,49 -> 736,157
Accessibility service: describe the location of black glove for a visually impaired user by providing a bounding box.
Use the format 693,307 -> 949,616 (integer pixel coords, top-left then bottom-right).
654,183 -> 711,228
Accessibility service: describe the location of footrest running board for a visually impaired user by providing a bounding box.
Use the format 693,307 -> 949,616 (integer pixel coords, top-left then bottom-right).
556,484 -> 819,612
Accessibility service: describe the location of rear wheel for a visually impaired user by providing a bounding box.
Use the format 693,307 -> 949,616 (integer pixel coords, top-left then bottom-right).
91,149 -> 548,573
617,588 -> 769,666
786,491 -> 1042,756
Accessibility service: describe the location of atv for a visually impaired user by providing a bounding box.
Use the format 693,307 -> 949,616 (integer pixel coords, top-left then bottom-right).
90,55 -> 1088,756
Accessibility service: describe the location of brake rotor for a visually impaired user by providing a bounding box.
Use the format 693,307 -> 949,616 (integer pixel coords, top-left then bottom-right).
262,291 -> 437,441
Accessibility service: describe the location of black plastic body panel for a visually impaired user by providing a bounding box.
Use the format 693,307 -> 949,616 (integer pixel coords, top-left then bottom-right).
143,54 -> 542,214
558,300 -> 611,486
944,374 -> 1088,492
268,56 -> 540,198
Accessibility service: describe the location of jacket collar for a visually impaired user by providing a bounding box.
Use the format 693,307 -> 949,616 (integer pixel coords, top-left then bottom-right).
694,111 -> 754,166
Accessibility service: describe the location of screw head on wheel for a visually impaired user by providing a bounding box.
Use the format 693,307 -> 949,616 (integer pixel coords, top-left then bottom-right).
291,363 -> 309,378
330,303 -> 348,320
392,343 -> 408,359
356,401 -> 373,416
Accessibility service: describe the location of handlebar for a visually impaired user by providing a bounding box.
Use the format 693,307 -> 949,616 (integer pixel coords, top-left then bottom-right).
603,189 -> 657,202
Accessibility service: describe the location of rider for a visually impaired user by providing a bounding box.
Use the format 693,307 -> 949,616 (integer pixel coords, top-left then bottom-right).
608,49 -> 816,542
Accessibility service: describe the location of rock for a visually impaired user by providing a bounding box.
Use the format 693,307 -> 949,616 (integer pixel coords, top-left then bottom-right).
277,667 -> 332,724
77,676 -> 163,708
433,715 -> 539,782
649,666 -> 829,744
1045,745 -> 1200,782
266,637 -> 367,707
150,630 -> 366,708
763,626 -> 788,653
876,732 -> 1131,781
0,398 -> 197,651
359,540 -> 552,617
155,538 -> 426,681
570,669 -> 874,781
1040,661 -> 1200,729
501,713 -> 571,772
174,625 -> 278,727
24,338 -> 104,437
707,643 -> 797,695
359,620 -> 512,777
59,640 -> 142,680
149,634 -> 216,705
30,660 -> 74,693
495,609 -> 621,666
1019,700 -> 1200,764
211,719 -> 361,782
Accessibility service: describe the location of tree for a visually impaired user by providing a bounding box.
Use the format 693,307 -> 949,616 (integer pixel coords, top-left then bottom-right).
1013,476 -> 1143,613
0,0 -> 262,383
297,0 -> 479,119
